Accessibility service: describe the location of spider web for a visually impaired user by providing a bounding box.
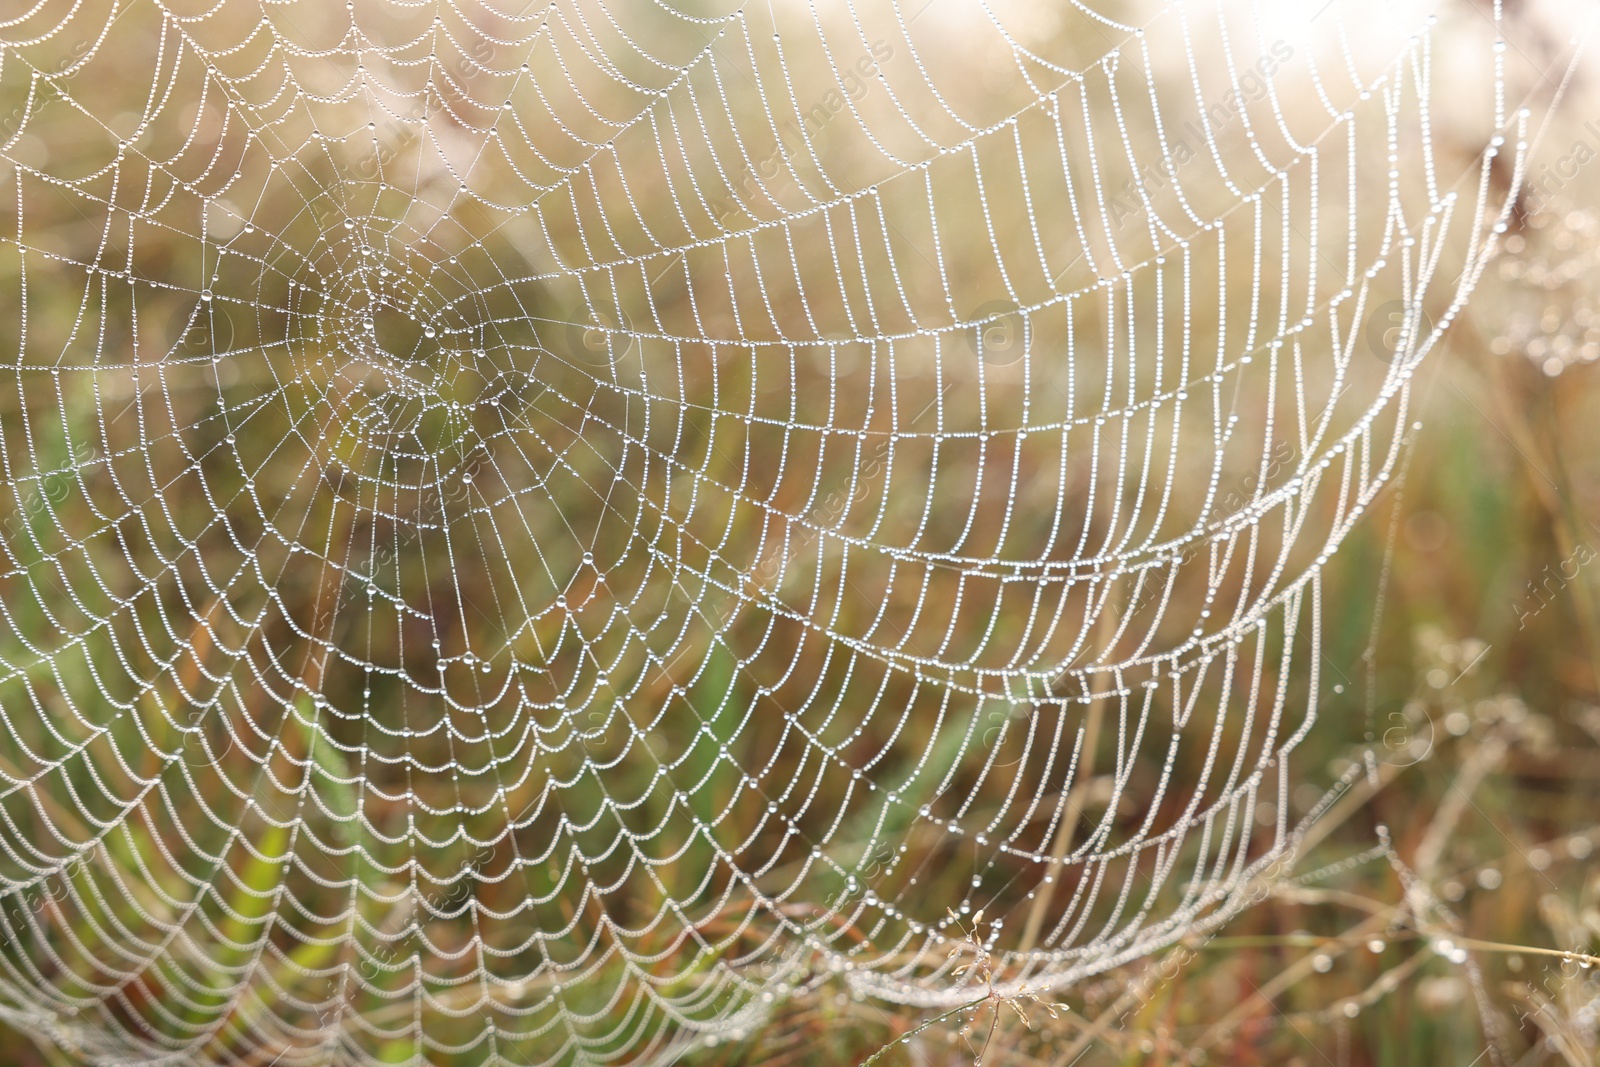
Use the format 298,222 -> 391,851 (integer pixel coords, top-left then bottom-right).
0,0 -> 1520,1063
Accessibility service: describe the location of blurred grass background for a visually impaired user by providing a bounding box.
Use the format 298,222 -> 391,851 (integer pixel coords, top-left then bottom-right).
0,0 -> 1597,1064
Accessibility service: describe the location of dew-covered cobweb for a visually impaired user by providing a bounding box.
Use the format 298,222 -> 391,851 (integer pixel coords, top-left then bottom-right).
0,0 -> 1521,1063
